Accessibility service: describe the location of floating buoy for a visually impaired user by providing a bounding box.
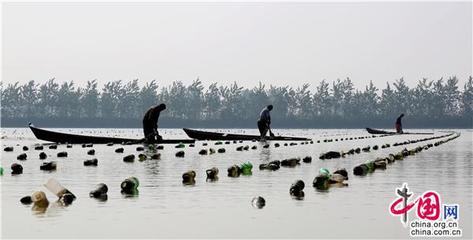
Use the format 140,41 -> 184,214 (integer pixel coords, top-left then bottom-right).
217,148 -> 225,153
48,145 -> 57,149
199,149 -> 208,155
121,177 -> 139,195
34,146 -> 43,150
182,170 -> 196,185
263,144 -> 270,148
243,145 -> 249,150
138,154 -> 147,161
17,153 -> 27,160
31,191 -> 49,209
57,151 -> 68,157
23,146 -> 29,151
39,152 -> 47,159
236,146 -> 243,151
313,174 -> 330,190
40,161 -> 57,171
353,164 -> 370,176
151,153 -> 161,160
115,147 -> 124,153
227,165 -> 241,177
11,163 -> 23,174
319,151 -> 341,160
87,149 -> 95,155
281,158 -> 300,167
175,151 -> 185,157
157,145 -> 164,150
206,167 -> 219,180
136,146 -> 144,151
274,143 -> 280,148
251,196 -> 265,209
290,180 -> 305,199
259,162 -> 280,171
251,145 -> 257,150
90,183 -> 108,199
333,168 -> 348,180
373,158 -> 387,170
209,148 -> 216,154
106,143 -> 114,146
66,144 -> 73,148
302,156 -> 312,163
4,147 -> 13,152
123,154 -> 135,162
84,158 -> 98,166
20,196 -> 32,204
175,143 -> 185,148
240,162 -> 253,175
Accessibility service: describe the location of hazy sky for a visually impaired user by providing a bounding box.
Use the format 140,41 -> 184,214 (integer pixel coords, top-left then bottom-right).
2,2 -> 472,90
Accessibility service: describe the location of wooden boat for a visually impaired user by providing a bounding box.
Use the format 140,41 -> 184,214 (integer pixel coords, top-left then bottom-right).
29,124 -> 195,144
366,128 -> 433,135
183,128 -> 311,141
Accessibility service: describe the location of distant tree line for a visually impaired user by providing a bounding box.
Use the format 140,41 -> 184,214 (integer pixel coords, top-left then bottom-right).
1,77 -> 472,128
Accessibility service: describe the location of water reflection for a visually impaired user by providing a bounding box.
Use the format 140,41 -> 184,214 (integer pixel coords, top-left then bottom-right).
1,128 -> 471,239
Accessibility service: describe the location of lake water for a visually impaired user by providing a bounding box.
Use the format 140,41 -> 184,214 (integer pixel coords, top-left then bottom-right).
1,128 -> 472,239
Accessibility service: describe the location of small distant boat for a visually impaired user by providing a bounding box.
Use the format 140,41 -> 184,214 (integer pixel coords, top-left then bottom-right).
366,128 -> 434,135
183,128 -> 311,141
29,123 -> 195,144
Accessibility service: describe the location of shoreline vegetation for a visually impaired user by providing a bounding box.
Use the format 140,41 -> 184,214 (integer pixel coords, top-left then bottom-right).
1,77 -> 472,128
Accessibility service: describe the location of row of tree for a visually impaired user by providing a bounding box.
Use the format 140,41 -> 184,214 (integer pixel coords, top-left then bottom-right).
1,77 -> 472,124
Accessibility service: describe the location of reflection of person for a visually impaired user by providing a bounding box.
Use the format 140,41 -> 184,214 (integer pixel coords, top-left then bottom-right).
142,104 -> 166,142
257,105 -> 274,139
395,113 -> 404,133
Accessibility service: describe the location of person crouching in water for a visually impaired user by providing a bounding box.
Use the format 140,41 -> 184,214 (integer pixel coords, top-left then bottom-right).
395,113 -> 404,134
257,105 -> 274,140
142,103 -> 166,143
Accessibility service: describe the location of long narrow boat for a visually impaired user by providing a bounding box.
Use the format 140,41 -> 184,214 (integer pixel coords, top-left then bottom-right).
183,128 -> 311,141
29,124 -> 195,144
366,128 -> 433,135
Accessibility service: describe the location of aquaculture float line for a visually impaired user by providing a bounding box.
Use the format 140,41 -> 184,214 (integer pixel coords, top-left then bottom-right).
318,132 -> 456,160
352,132 -> 460,177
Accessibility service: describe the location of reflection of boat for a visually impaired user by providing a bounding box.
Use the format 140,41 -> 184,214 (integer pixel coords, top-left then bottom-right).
366,128 -> 434,135
29,123 -> 195,144
183,128 -> 311,141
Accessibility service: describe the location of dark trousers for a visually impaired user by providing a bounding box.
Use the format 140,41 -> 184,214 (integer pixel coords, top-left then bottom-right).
143,125 -> 161,142
257,120 -> 269,137
395,123 -> 403,133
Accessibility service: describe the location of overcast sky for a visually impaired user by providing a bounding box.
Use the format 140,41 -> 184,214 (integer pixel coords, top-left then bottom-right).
2,2 -> 472,90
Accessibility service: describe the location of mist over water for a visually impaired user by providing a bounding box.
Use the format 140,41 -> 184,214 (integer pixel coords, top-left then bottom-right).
1,128 -> 471,239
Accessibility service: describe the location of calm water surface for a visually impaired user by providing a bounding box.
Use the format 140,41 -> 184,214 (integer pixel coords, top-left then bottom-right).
1,128 -> 472,239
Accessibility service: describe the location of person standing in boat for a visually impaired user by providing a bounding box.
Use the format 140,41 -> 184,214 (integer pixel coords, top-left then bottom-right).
142,103 -> 166,142
257,105 -> 274,139
395,113 -> 404,133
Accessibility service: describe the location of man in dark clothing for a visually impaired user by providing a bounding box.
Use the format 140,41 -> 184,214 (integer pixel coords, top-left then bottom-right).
395,113 -> 404,133
142,103 -> 166,142
257,105 -> 274,139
